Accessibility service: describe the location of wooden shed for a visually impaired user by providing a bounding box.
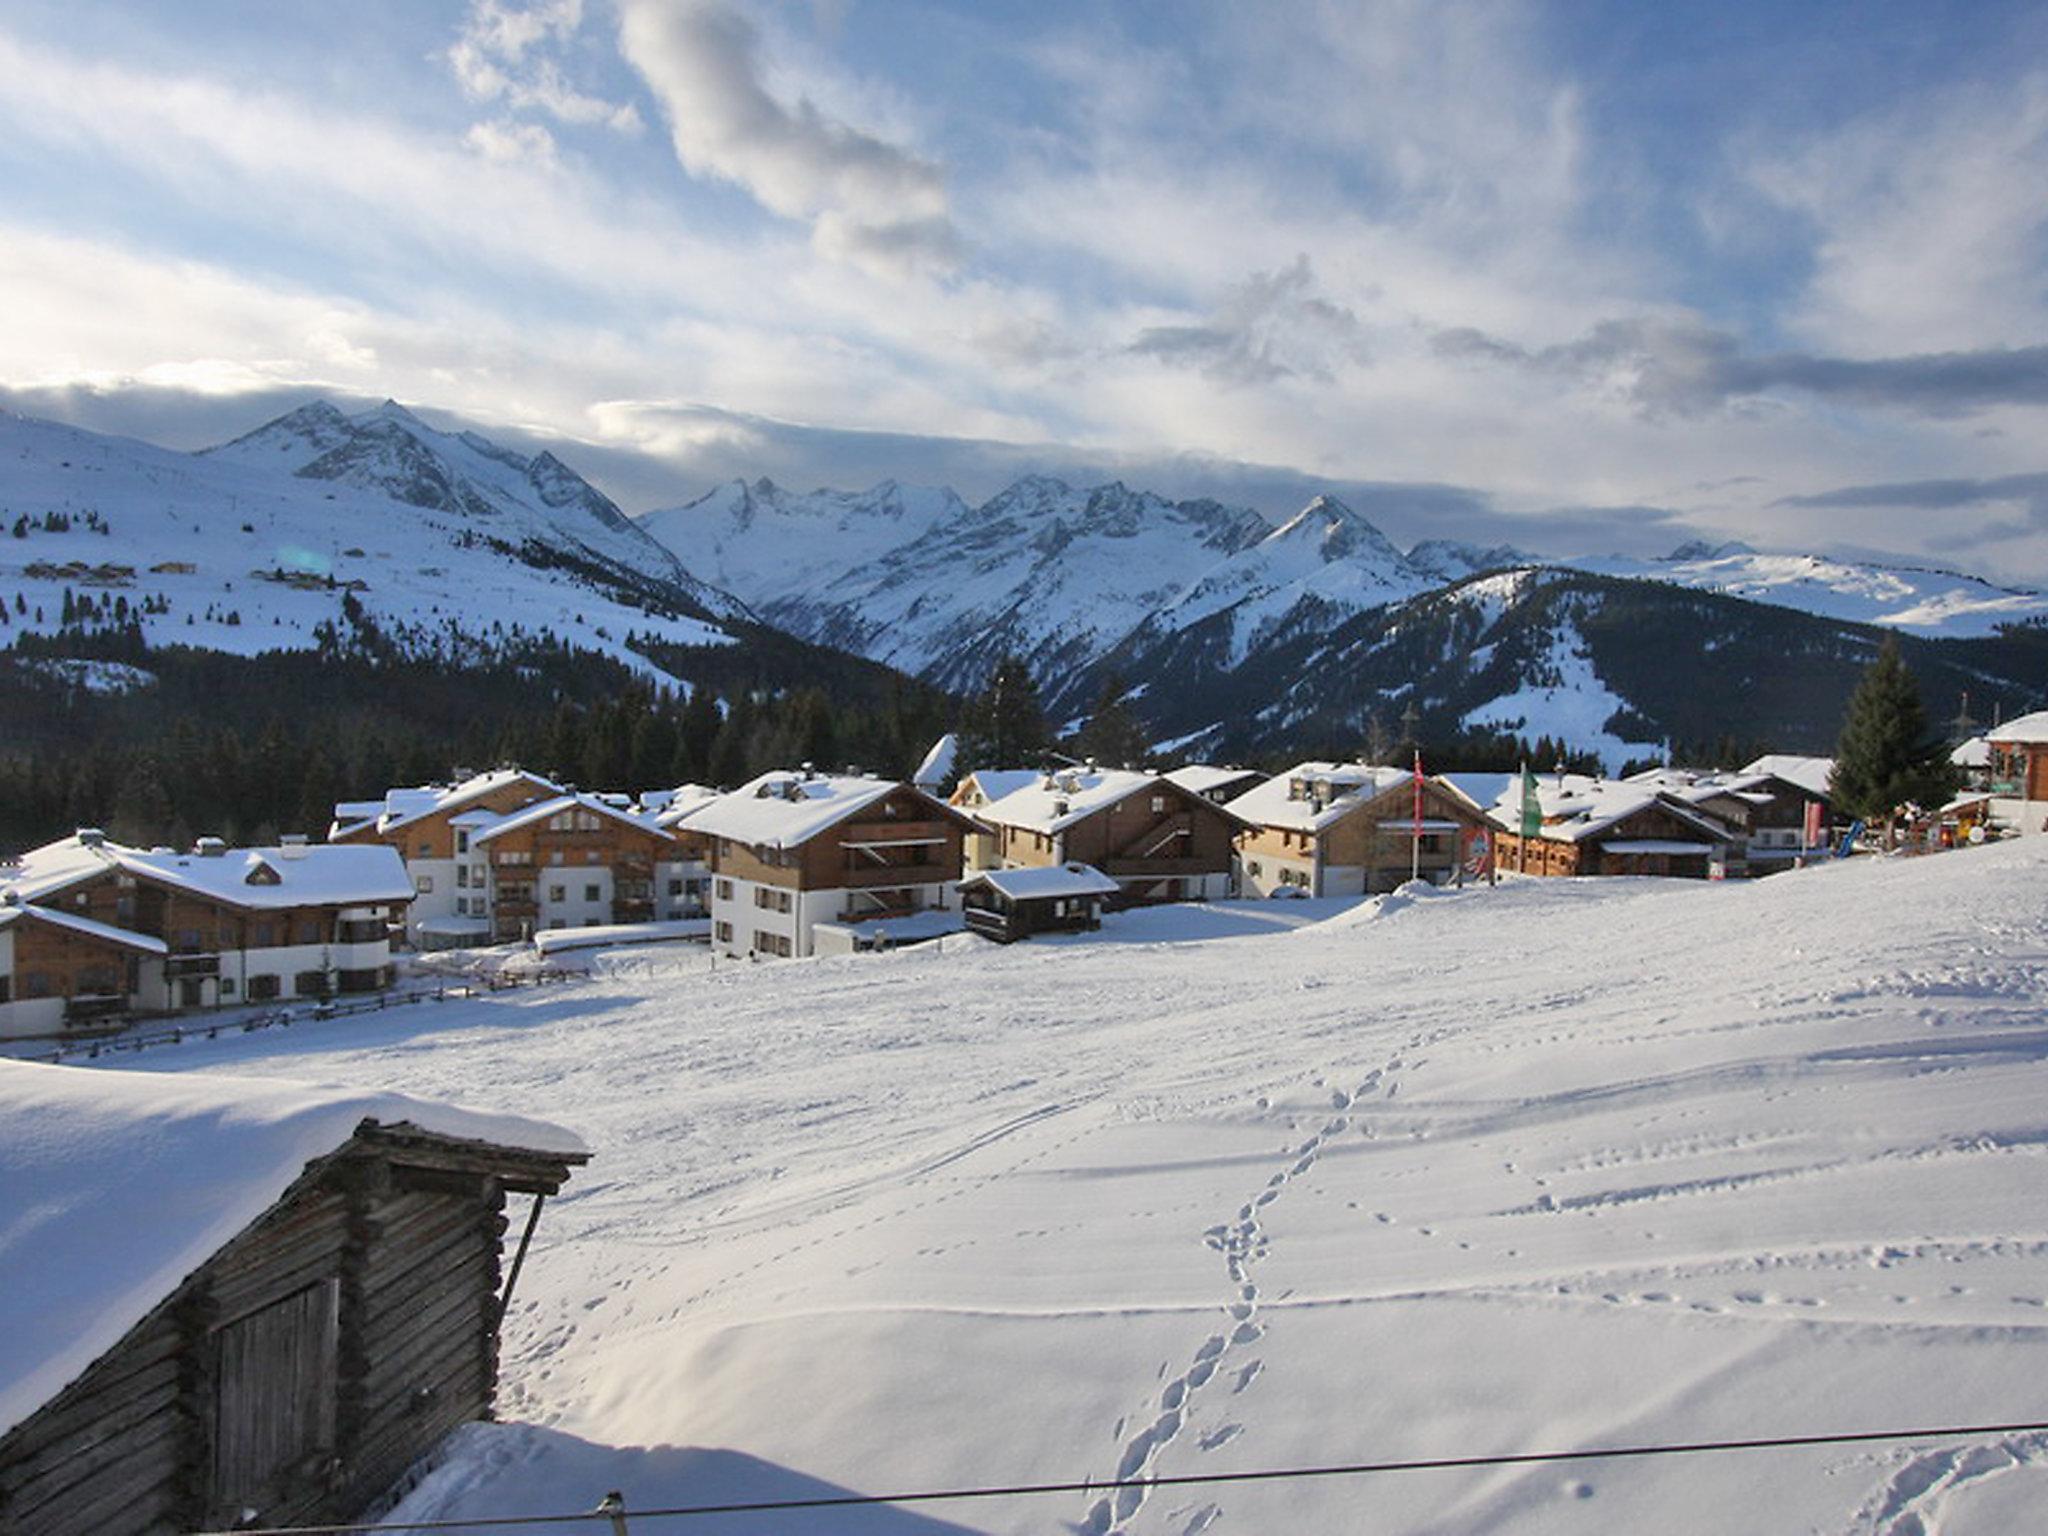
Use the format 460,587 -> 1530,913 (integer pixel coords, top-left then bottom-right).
0,1063 -> 586,1536
960,862 -> 1123,942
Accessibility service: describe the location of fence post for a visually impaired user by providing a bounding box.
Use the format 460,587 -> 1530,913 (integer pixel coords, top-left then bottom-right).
595,1490 -> 630,1535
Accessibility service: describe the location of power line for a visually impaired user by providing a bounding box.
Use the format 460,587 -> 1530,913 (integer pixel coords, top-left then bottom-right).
191,1417 -> 2048,1534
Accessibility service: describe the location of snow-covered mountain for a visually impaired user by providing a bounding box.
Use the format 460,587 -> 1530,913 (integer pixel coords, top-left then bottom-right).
1558,542 -> 2048,638
755,476 -> 1279,695
0,403 -> 746,688
634,476 -> 967,609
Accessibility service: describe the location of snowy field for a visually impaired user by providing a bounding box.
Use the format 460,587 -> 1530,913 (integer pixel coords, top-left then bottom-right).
110,845 -> 2048,1535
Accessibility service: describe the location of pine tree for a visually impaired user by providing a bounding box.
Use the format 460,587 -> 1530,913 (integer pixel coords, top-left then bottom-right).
957,655 -> 1049,772
1830,636 -> 1955,821
1076,670 -> 1150,769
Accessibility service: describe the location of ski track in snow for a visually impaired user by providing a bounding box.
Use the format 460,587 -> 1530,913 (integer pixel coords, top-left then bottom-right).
80,842 -> 2048,1535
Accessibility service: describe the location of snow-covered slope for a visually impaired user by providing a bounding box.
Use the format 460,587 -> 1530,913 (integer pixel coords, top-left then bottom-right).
84,838 -> 2048,1534
762,476 -> 1276,693
1562,543 -> 2048,638
0,404 -> 745,686
1138,495 -> 1431,666
634,477 -> 967,609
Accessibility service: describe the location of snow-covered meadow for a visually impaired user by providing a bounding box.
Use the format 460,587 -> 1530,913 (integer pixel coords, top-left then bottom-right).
108,842 -> 2048,1534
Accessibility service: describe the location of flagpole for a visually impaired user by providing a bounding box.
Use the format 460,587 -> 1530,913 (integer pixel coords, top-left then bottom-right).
1411,748 -> 1423,883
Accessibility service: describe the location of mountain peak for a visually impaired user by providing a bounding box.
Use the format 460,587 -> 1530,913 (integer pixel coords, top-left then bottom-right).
354,398 -> 431,432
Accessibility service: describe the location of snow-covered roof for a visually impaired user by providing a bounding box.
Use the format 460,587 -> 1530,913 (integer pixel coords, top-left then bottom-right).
1987,709 -> 2048,745
1164,765 -> 1264,797
0,1061 -> 584,1440
1950,736 -> 1991,768
0,903 -> 169,954
113,841 -> 416,910
1740,755 -> 1834,799
470,793 -> 671,846
1599,839 -> 1720,857
977,768 -> 1202,836
951,769 -> 1044,807
1225,762 -> 1414,834
341,768 -> 565,837
688,772 -> 934,848
1486,775 -> 1733,844
2,835 -> 413,912
961,863 -> 1124,901
913,733 -> 959,790
652,785 -> 721,829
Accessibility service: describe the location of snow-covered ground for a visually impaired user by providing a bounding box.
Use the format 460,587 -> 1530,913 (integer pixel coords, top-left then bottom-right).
101,843 -> 2048,1534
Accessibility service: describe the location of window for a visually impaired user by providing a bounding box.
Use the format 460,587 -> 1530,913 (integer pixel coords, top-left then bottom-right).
0,977 -> 8,1004
293,970 -> 327,997
456,830 -> 470,854
550,850 -> 565,865
548,884 -> 566,903
583,883 -> 601,902
667,878 -> 683,896
715,921 -> 733,943
415,840 -> 431,856
716,879 -> 734,901
247,974 -> 280,1001
586,850 -> 602,864
1152,796 -> 1167,813
456,865 -> 469,888
414,874 -> 434,894
295,920 -> 321,945
24,971 -> 51,998
1247,861 -> 1262,877
473,864 -> 486,883
454,897 -> 468,915
753,887 -> 791,913
220,977 -> 236,996
548,918 -> 565,929
252,921 -> 276,948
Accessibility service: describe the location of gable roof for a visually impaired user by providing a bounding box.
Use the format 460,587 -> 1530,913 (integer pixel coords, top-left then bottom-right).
470,792 -> 673,846
1740,754 -> 1834,800
688,772 -> 965,848
0,1061 -> 584,1441
950,769 -> 1044,806
961,862 -> 1123,901
4,835 -> 413,913
976,768 -> 1229,836
333,768 -> 564,838
1487,774 -> 1734,844
1225,762 -> 1417,834
1987,710 -> 2048,745
1164,765 -> 1265,798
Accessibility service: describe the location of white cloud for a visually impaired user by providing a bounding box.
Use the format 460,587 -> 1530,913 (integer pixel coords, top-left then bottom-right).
1749,73 -> 2048,354
449,0 -> 642,133
614,0 -> 958,272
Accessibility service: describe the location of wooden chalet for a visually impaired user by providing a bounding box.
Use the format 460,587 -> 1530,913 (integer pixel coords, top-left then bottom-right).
0,1063 -> 586,1536
1973,712 -> 2048,834
1227,762 -> 1491,897
947,769 -> 1046,873
330,769 -> 564,947
974,768 -> 1245,905
0,833 -> 413,1040
1489,774 -> 1735,878
692,770 -> 978,959
1163,765 -> 1268,806
1633,764 -> 1835,874
468,793 -> 679,942
960,862 -> 1122,943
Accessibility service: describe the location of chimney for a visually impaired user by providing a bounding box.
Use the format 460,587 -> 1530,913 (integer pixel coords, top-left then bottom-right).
1084,757 -> 1098,773
76,827 -> 107,848
196,836 -> 228,857
279,833 -> 309,861
800,761 -> 815,779
1,889 -> 20,907
1053,799 -> 1070,818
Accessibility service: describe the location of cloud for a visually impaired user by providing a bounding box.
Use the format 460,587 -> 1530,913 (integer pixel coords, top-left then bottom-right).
1436,318 -> 2048,418
449,0 -> 642,133
464,118 -> 560,167
615,0 -> 957,272
1775,472 -> 2048,514
1127,256 -> 1370,386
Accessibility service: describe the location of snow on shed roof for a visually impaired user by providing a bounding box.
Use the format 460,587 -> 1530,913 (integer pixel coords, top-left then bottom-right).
961,862 -> 1124,901
651,784 -> 721,828
976,768 -> 1186,835
1987,709 -> 2048,745
1951,736 -> 1991,768
687,771 -> 913,847
1225,762 -> 1414,833
0,1060 -> 584,1440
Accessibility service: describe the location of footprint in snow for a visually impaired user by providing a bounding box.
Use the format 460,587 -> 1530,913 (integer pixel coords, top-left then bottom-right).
1199,1424 -> 1244,1452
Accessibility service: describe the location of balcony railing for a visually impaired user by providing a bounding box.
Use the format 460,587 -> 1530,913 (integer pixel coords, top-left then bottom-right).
841,861 -> 951,888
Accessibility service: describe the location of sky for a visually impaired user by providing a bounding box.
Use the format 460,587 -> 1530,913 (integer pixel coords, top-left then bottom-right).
4,1 -> 2048,576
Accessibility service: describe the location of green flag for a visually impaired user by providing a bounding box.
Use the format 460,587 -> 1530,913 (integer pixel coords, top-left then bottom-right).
1519,764 -> 1542,837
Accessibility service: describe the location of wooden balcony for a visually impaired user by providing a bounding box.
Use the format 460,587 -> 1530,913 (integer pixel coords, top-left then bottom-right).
1099,854 -> 1220,878
841,819 -> 950,849
841,861 -> 951,888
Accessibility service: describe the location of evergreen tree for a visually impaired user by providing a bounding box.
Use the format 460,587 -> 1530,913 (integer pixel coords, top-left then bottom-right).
1830,636 -> 1956,820
1076,670 -> 1150,769
957,655 -> 1049,771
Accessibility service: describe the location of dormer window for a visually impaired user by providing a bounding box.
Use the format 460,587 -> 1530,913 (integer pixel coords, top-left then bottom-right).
245,860 -> 282,886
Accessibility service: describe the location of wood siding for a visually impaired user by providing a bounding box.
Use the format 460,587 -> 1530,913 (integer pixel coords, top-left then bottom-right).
0,1134 -> 580,1536
999,783 -> 1237,902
